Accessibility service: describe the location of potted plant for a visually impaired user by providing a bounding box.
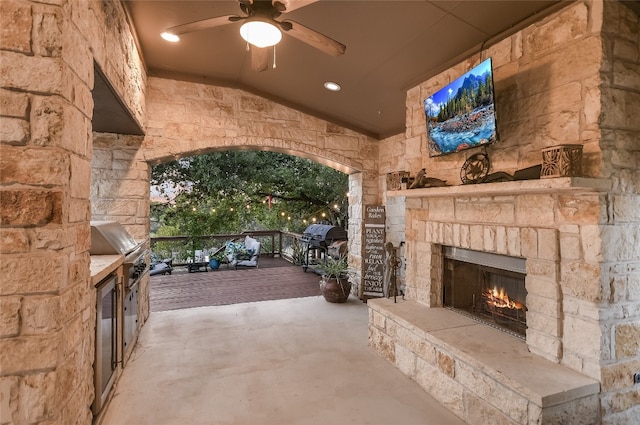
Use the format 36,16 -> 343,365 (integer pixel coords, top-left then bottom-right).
317,254 -> 351,303
209,248 -> 227,270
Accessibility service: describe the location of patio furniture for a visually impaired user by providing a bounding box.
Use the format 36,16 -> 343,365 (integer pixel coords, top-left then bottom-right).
228,235 -> 261,269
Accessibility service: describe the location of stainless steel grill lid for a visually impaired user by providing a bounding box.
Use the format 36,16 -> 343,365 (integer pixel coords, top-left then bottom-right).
90,221 -> 139,255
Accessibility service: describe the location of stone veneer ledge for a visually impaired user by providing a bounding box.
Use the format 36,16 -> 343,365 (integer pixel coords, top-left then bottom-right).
388,177 -> 612,198
369,298 -> 601,424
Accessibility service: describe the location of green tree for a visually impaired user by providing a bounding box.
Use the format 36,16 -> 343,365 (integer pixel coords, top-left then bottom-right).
151,151 -> 348,235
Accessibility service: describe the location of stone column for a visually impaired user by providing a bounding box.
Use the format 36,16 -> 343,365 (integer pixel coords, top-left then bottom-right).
0,1 -> 94,423
596,1 -> 640,423
349,171 -> 380,298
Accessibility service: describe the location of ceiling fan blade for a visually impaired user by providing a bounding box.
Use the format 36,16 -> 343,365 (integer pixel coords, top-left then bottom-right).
166,15 -> 239,36
282,20 -> 346,57
272,0 -> 318,13
251,46 -> 269,72
239,0 -> 253,15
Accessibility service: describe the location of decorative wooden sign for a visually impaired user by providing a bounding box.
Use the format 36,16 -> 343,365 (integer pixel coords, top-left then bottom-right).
362,205 -> 385,297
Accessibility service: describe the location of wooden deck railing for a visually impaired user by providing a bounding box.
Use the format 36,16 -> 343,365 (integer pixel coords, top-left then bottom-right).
150,230 -> 304,266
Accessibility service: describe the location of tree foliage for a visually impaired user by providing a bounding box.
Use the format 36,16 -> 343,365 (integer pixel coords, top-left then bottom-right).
151,151 -> 349,236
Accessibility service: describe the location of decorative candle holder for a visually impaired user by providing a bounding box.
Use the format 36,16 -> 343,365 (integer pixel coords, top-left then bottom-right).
541,144 -> 583,178
386,171 -> 410,190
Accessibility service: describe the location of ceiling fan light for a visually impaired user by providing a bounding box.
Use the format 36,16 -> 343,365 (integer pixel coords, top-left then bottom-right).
161,31 -> 180,42
240,21 -> 282,48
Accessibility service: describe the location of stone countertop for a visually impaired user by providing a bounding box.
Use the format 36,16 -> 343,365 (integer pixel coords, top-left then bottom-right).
90,254 -> 124,286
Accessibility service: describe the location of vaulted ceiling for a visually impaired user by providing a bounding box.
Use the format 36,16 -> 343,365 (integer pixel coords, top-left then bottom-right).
96,0 -> 567,139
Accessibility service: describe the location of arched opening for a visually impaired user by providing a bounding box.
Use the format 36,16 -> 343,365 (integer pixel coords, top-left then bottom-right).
91,132 -> 374,311
147,148 -> 354,311
138,73 -> 380,301
92,75 -> 379,299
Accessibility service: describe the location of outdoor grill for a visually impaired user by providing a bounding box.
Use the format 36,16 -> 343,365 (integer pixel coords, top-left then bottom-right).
301,224 -> 347,272
301,224 -> 347,248
90,221 -> 147,288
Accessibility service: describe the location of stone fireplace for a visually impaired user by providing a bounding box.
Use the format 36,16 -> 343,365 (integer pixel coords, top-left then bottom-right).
369,178 -> 607,424
372,3 -> 640,423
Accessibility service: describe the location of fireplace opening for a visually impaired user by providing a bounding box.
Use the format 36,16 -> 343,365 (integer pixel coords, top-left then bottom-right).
442,247 -> 527,338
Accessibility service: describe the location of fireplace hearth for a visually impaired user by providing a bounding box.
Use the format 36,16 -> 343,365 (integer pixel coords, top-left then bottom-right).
443,247 -> 527,338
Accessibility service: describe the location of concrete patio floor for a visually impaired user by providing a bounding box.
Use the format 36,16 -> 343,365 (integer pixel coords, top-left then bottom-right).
99,296 -> 466,425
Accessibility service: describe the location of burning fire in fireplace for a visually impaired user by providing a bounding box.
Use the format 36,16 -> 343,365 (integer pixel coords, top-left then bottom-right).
480,285 -> 527,336
483,286 -> 527,312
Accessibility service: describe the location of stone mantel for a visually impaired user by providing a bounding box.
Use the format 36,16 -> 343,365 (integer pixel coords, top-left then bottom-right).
388,177 -> 611,199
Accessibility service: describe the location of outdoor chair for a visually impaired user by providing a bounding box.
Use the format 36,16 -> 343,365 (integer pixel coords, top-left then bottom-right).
226,235 -> 261,269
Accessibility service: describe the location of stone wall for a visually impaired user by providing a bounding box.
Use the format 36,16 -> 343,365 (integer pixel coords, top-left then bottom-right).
378,133 -> 408,292
141,76 -> 380,295
0,0 -> 145,424
142,77 -> 376,172
383,0 -> 606,314
91,132 -> 151,328
74,1 -> 147,127
374,1 -> 640,424
91,133 -> 150,240
597,2 -> 640,424
401,0 -> 603,184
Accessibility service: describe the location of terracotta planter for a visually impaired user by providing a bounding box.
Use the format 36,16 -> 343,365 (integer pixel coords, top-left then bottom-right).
320,277 -> 352,303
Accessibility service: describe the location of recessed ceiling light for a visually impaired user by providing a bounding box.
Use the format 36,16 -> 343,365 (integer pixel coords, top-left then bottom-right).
324,81 -> 341,92
161,32 -> 180,42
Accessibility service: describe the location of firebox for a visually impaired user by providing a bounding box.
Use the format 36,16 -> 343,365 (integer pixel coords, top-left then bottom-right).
442,247 -> 527,338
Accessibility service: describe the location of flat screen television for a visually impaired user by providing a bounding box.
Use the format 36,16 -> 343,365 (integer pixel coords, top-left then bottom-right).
424,58 -> 498,157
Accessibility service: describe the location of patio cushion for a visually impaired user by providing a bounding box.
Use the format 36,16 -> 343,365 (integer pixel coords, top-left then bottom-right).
236,236 -> 260,268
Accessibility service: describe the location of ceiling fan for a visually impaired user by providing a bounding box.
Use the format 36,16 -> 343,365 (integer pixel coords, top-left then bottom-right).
162,0 -> 346,72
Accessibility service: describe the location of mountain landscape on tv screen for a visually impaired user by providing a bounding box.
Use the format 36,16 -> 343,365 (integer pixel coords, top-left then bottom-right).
424,59 -> 497,157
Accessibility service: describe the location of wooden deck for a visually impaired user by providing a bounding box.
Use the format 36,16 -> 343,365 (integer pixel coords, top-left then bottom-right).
149,256 -> 323,312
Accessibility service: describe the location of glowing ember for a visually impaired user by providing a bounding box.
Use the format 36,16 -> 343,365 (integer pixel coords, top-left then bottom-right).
483,286 -> 526,311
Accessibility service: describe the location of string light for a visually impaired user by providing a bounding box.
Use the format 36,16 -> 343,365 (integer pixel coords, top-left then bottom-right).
185,200 -> 345,229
